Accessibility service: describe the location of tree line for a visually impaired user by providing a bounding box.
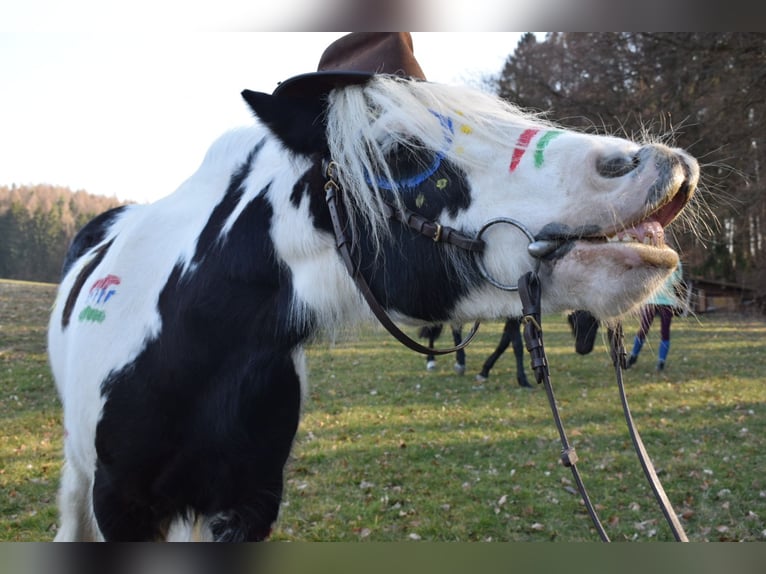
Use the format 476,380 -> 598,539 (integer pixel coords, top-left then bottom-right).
494,32 -> 764,298
0,185 -> 124,283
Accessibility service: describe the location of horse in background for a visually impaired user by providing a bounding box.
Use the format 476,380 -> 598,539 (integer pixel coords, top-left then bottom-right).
419,311 -> 600,387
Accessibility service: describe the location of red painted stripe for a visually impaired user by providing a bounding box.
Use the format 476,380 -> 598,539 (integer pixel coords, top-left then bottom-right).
92,274 -> 121,290
509,128 -> 540,172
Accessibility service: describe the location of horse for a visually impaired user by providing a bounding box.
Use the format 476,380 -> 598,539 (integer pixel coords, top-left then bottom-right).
419,311 -> 600,387
48,74 -> 699,541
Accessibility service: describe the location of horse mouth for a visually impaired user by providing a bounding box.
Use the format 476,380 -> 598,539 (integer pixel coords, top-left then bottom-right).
530,180 -> 693,261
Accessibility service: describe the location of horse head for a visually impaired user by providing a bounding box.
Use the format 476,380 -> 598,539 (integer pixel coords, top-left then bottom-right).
244,75 -> 698,324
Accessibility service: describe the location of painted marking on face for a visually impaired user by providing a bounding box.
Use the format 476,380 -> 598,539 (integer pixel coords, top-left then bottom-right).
509,129 -> 563,172
371,110 -> 455,191
509,129 -> 540,172
78,274 -> 121,323
534,131 -> 563,168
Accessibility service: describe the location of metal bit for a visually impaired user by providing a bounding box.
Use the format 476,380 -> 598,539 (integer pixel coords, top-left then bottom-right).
527,239 -> 563,258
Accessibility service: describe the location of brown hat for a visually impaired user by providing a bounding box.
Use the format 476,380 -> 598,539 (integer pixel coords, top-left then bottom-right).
273,33 -> 426,99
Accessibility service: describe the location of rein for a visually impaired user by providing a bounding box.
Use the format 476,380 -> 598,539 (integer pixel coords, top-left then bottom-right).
519,273 -> 689,542
609,322 -> 690,541
324,159 -> 689,542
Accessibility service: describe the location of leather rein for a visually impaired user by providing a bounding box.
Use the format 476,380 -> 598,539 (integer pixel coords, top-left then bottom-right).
518,273 -> 689,542
323,159 -> 689,542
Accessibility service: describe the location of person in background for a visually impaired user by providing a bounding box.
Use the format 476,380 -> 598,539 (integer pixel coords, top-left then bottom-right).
626,260 -> 684,372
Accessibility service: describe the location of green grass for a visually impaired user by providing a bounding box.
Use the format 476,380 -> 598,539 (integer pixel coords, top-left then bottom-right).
2,279 -> 765,542
0,279 -> 61,541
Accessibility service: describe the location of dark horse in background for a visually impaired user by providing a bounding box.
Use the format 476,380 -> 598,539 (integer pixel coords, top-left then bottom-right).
419,311 -> 601,387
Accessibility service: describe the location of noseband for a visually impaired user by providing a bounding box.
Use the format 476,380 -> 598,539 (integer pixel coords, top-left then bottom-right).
324,160 -> 688,542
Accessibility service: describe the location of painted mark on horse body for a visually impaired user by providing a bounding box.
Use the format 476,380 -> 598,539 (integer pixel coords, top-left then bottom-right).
79,306 -> 106,323
61,240 -> 114,328
509,129 -> 563,172
78,274 -> 121,323
90,274 -> 120,303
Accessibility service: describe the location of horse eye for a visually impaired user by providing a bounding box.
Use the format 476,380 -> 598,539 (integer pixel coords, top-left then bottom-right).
597,154 -> 639,178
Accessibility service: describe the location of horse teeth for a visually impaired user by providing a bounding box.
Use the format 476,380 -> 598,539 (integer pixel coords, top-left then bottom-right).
605,233 -> 664,247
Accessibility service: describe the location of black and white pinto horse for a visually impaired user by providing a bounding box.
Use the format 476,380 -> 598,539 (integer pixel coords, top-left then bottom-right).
48,75 -> 698,541
419,311 -> 600,387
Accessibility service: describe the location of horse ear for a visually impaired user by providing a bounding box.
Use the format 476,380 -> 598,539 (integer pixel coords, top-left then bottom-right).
241,90 -> 328,156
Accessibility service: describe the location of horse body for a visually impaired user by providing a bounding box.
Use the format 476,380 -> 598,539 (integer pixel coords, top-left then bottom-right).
48,76 -> 698,541
50,129 -> 314,540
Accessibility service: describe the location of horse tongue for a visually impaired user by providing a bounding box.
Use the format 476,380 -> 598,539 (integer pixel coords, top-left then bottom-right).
623,220 -> 665,246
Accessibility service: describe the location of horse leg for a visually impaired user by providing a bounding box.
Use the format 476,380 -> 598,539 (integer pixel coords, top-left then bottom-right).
92,458 -> 160,541
426,337 -> 437,371
451,324 -> 466,375
567,310 -> 600,355
419,325 -> 443,371
509,317 -> 532,388
54,452 -> 101,541
476,317 -> 514,382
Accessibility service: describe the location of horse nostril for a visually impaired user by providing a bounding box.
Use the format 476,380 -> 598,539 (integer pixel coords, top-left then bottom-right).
597,154 -> 640,178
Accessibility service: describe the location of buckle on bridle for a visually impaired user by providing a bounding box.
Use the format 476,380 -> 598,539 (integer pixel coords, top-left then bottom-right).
324,179 -> 340,197
522,314 -> 542,332
432,223 -> 443,242
326,160 -> 339,180
324,161 -> 341,199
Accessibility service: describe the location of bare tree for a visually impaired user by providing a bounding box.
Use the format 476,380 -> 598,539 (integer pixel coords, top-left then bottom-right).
495,33 -> 765,299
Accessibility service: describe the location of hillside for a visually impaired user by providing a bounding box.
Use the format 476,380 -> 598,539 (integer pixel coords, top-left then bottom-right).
0,185 -> 125,283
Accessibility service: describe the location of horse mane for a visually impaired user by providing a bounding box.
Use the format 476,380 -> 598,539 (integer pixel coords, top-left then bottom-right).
325,76 -> 557,249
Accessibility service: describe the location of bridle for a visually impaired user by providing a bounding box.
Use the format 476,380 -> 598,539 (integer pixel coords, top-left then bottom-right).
324,160 -> 483,356
323,160 -> 689,542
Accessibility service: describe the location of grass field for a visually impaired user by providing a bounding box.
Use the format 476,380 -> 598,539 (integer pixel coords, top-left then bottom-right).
1,278 -> 765,542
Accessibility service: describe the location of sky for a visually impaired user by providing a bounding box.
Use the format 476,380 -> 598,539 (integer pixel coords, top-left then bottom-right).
0,32 -> 525,204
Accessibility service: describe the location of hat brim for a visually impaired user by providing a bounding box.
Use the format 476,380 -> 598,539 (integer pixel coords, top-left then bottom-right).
272,71 -> 375,99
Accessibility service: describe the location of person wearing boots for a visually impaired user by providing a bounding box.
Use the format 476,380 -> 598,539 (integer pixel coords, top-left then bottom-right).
626,260 -> 684,371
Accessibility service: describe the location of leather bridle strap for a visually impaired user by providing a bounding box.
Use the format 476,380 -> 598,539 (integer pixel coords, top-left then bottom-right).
518,272 -> 611,542
324,162 -> 480,356
608,324 -> 689,542
379,201 -> 485,253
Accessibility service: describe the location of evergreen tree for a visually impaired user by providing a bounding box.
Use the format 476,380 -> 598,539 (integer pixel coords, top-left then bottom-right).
0,185 -> 125,282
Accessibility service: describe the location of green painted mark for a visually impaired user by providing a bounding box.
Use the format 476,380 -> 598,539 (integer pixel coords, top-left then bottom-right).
79,306 -> 106,323
415,193 -> 426,208
436,178 -> 448,190
534,131 -> 563,168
